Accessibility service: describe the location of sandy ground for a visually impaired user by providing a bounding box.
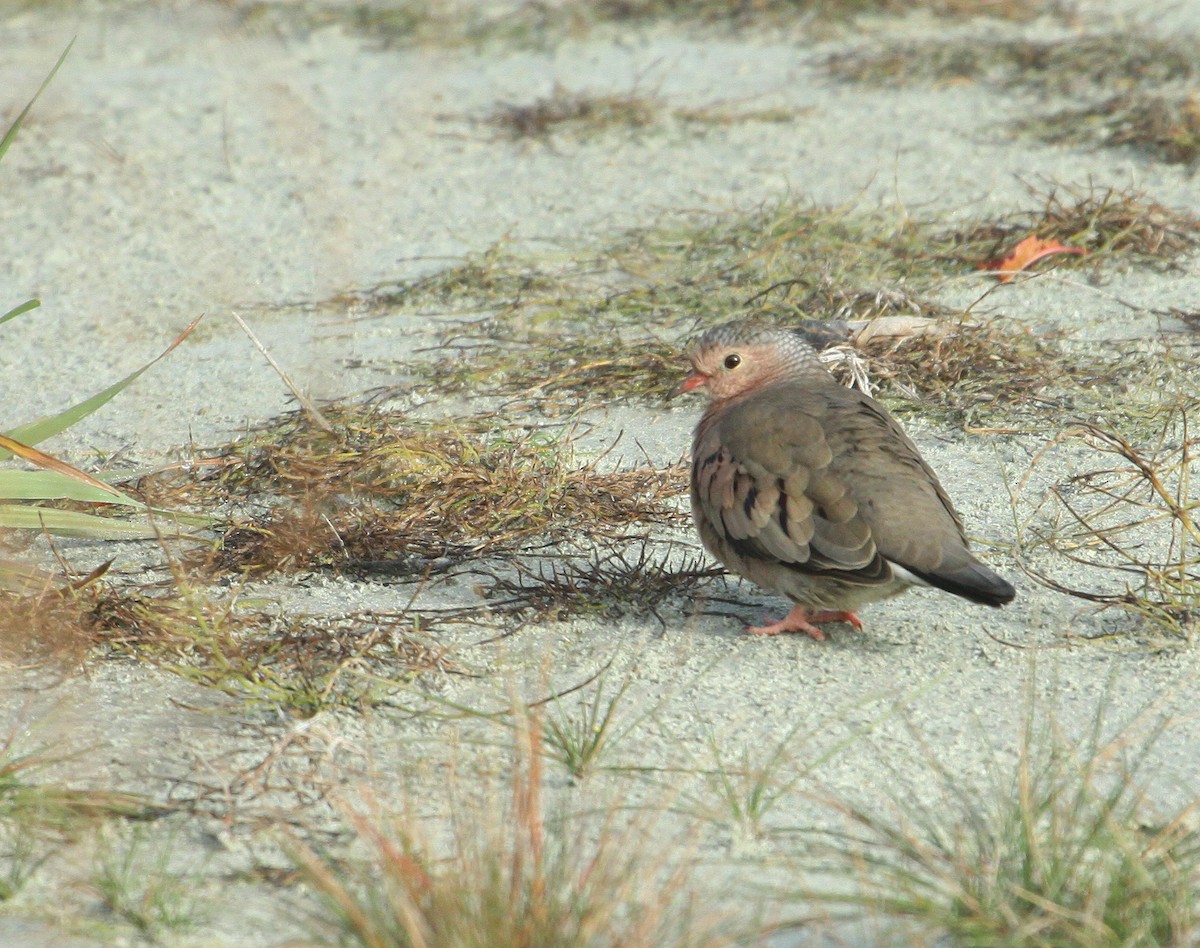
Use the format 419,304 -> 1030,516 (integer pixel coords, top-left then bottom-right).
2,0 -> 1200,944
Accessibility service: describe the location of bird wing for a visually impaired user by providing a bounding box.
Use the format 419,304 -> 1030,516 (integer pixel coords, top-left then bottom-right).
693,387 -> 888,585
693,381 -> 972,588
821,390 -> 1016,605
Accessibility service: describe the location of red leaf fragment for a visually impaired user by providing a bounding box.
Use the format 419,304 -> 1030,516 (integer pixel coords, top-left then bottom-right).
982,235 -> 1087,282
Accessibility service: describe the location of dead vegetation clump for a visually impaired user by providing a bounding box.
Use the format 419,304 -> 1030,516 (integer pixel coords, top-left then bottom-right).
225,1 -> 506,47
405,203 -> 955,408
824,314 -> 1170,427
148,610 -> 448,714
86,579 -> 458,714
325,244 -> 566,317
0,576 -> 106,666
486,85 -> 661,139
318,188 -> 1191,420
483,84 -> 802,141
476,545 -> 723,625
420,331 -> 686,410
944,183 -> 1200,271
0,560 -> 194,668
291,710 -> 735,948
823,36 -> 1010,87
580,0 -> 1051,26
1026,92 -> 1200,167
1016,390 -> 1200,642
839,319 -> 1077,412
823,32 -> 1200,167
230,0 -> 1054,49
131,406 -> 688,580
793,690 -> 1200,943
824,33 -> 1197,90
634,200 -> 940,295
1100,92 -> 1200,165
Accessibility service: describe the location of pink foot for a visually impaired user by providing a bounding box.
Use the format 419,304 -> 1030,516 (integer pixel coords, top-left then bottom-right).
747,605 -> 863,640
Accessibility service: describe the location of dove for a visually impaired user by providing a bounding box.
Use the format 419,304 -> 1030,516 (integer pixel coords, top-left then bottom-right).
678,320 -> 1015,639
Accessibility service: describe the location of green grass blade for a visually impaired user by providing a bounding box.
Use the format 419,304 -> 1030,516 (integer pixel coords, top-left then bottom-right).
1,315 -> 201,455
0,299 -> 39,327
0,433 -> 145,507
3,369 -> 145,450
0,40 -> 73,165
0,504 -> 159,539
0,470 -> 145,506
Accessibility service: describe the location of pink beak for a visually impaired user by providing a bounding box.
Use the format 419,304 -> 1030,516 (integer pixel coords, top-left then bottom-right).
675,372 -> 708,396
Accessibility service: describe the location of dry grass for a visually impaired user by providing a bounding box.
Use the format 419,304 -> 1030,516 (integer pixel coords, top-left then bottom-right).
129,406 -> 687,580
0,399 -> 698,715
824,32 -> 1197,90
839,319 -> 1084,414
944,182 -> 1200,271
322,243 -> 565,317
484,85 -> 801,140
91,585 -> 452,714
347,198 -> 950,326
321,190 -> 1192,422
0,573 -> 108,665
348,187 -> 1194,351
227,1 -> 482,46
290,710 -> 735,947
160,614 -> 449,716
475,543 -> 722,626
387,201 -> 960,411
578,0 -> 1053,26
1026,92 -> 1200,167
379,181 -> 1189,328
419,333 -> 686,410
824,32 -> 1200,167
848,325 -> 1175,430
790,689 -> 1200,944
1016,388 -> 1200,643
0,566 -> 453,714
237,187 -> 1199,467
486,85 -> 661,139
617,199 -> 946,304
227,0 -> 1055,49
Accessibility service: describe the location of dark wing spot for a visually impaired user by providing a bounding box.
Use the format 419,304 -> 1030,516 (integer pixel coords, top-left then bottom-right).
742,484 -> 759,519
694,449 -> 721,475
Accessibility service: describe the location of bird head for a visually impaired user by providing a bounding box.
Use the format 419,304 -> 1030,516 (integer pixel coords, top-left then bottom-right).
676,321 -> 823,402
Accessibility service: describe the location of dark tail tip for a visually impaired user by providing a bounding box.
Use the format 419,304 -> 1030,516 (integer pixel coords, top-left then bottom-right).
909,561 -> 1016,608
970,574 -> 1017,607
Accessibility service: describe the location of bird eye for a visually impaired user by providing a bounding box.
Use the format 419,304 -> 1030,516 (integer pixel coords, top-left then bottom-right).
723,353 -> 742,370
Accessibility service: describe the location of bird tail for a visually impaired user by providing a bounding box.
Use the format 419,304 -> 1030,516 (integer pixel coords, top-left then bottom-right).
905,558 -> 1016,607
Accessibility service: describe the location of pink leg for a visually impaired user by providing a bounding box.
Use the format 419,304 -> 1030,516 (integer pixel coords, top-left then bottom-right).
747,605 -> 863,640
